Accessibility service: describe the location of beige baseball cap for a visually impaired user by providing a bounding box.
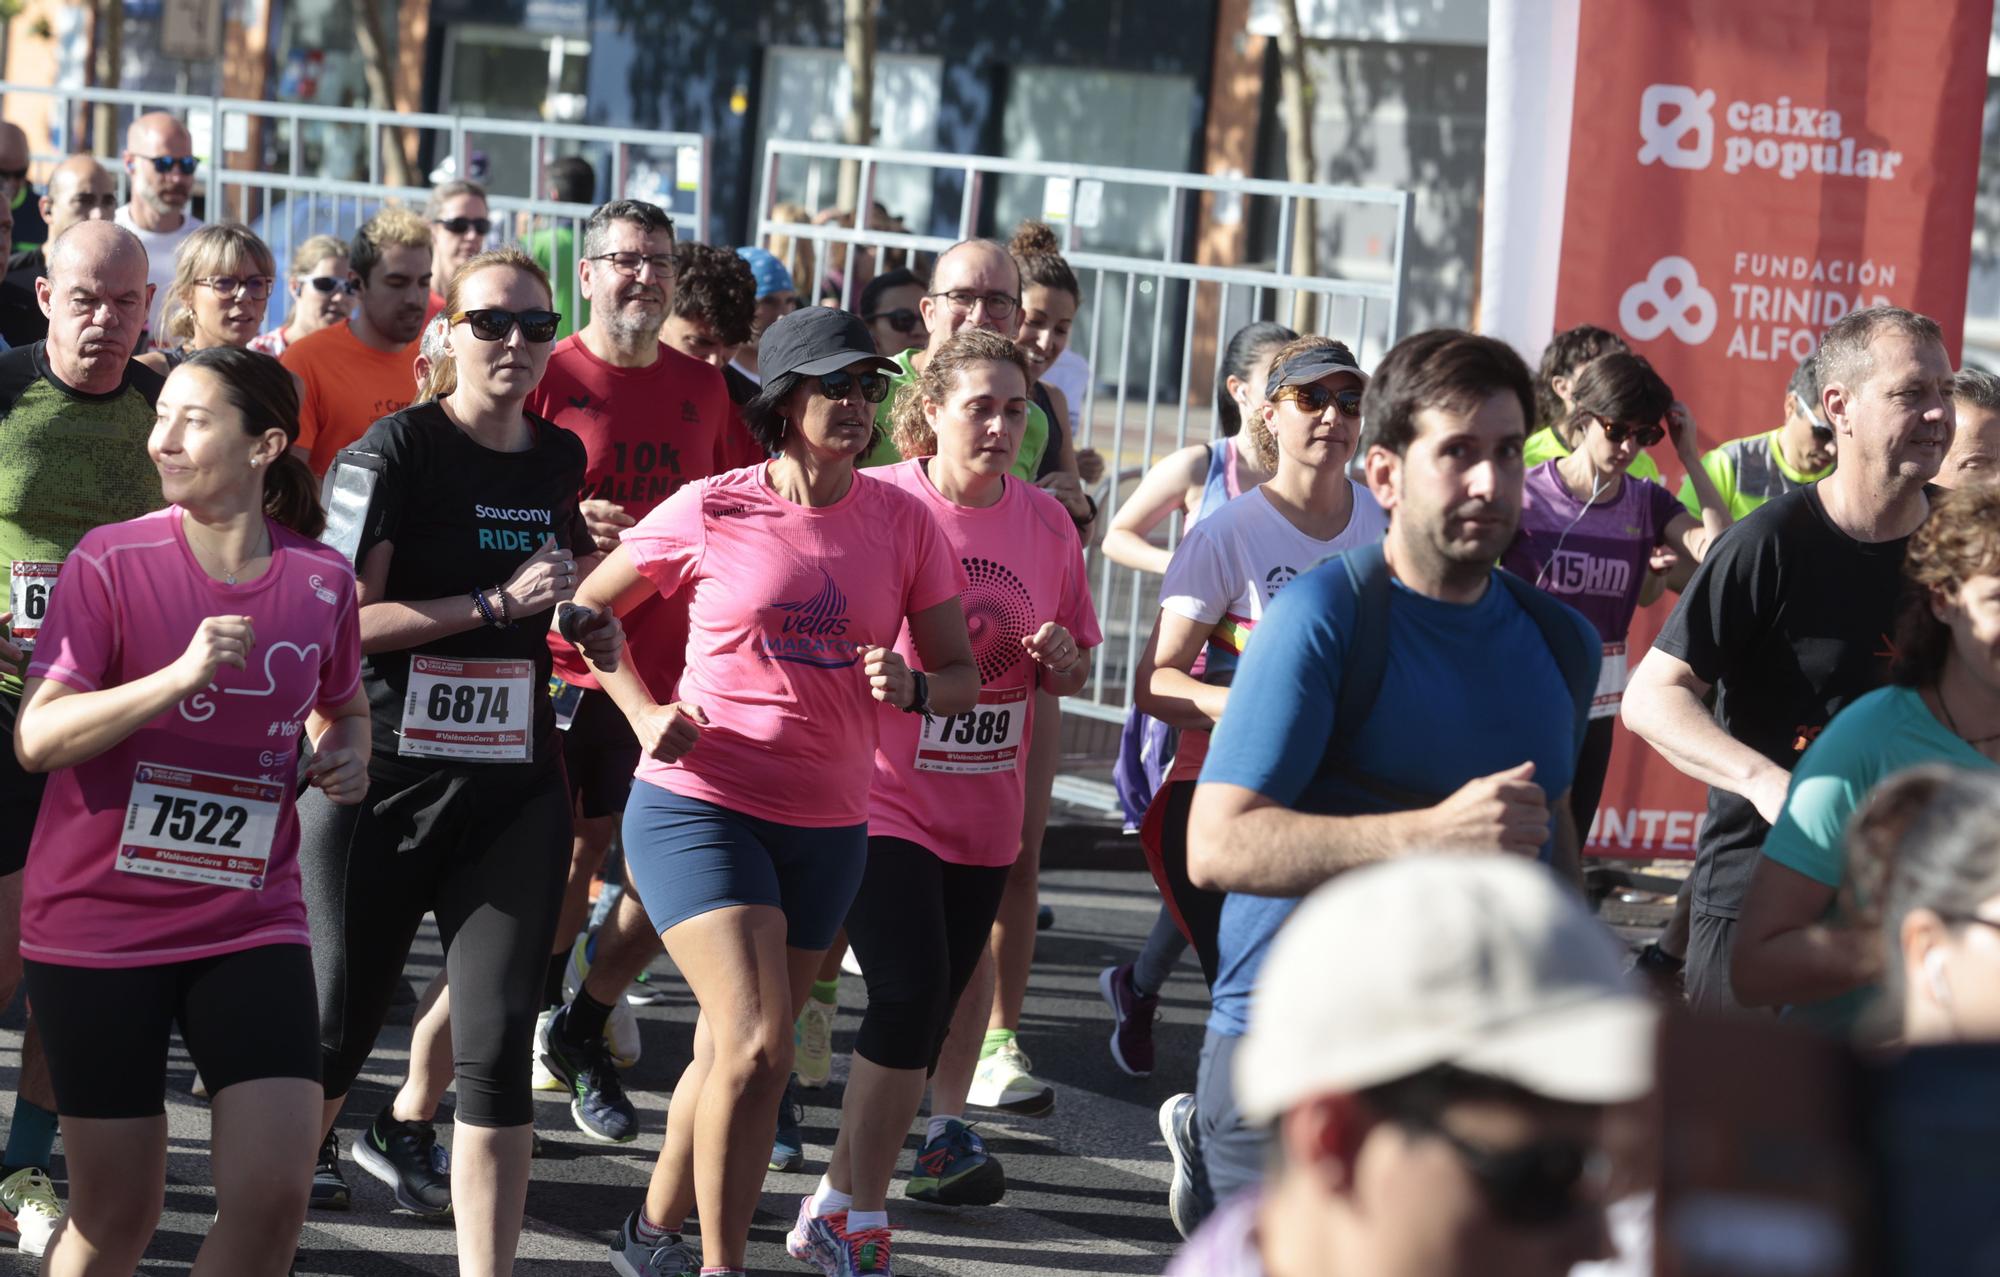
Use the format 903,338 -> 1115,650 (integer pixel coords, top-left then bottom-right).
1236,855 -> 1656,1124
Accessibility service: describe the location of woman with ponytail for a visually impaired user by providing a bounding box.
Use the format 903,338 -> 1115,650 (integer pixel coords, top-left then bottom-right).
11,344 -> 369,1273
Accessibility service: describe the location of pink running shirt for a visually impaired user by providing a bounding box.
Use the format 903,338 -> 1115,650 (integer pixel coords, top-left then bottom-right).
21,509 -> 362,968
620,464 -> 965,827
868,461 -> 1102,866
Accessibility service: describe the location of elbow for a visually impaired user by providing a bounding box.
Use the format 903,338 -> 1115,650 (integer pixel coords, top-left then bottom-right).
13,729 -> 51,774
1618,684 -> 1656,740
929,665 -> 979,716
1185,788 -> 1228,892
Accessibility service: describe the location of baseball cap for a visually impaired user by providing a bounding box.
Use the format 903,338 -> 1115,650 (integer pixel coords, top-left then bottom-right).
1236,856 -> 1655,1124
1265,343 -> 1368,400
757,306 -> 898,380
736,246 -> 797,300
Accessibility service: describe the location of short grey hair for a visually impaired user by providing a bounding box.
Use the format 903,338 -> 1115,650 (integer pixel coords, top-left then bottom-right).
1951,365 -> 2000,413
581,199 -> 675,260
1817,305 -> 1945,396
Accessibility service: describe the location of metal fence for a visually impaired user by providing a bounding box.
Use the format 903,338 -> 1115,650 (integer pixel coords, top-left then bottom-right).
751,139 -> 1413,750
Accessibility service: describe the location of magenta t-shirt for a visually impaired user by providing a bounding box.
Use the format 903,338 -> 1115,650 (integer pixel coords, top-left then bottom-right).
868,461 -> 1103,866
1501,460 -> 1686,645
620,463 -> 966,827
22,509 -> 362,968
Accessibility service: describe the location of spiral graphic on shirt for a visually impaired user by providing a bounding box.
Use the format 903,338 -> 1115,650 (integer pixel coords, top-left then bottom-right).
962,557 -> 1035,685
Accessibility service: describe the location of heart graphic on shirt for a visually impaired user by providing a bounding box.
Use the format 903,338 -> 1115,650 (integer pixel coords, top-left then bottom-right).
221,641 -> 325,718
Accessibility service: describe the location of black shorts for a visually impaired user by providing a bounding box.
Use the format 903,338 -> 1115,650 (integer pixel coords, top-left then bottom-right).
561,689 -> 640,820
0,695 -> 47,877
24,944 -> 321,1119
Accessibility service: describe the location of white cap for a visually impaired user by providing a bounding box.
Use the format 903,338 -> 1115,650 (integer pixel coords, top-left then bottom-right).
1236,856 -> 1656,1124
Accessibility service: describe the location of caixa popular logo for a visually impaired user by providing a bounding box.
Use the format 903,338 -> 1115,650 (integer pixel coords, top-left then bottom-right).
1638,85 -> 1904,181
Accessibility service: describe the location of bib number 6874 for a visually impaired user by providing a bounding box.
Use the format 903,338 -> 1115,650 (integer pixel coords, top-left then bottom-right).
426,682 -> 512,725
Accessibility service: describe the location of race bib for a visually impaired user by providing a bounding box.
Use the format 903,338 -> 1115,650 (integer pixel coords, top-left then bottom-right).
9,561 -> 59,648
119,763 -> 282,891
1591,641 -> 1629,720
400,656 -> 533,761
915,685 -> 1029,775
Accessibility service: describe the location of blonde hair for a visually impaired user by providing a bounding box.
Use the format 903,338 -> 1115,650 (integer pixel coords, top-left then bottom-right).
888,328 -> 1032,460
417,247 -> 554,403
288,233 -> 347,279
160,222 -> 277,348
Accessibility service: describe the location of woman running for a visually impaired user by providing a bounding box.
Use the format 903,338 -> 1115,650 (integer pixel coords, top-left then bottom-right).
570,305 -> 977,1277
14,346 -> 367,1275
250,233 -> 354,359
788,329 -> 1100,1275
139,223 -> 277,374
299,248 -> 618,1274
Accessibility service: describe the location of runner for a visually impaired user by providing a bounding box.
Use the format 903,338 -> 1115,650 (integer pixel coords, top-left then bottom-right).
1525,324 -> 1664,485
1940,366 -> 2000,488
14,344 -> 365,1274
249,234 -> 353,359
300,247 -> 620,1272
1499,351 -> 1732,840
787,327 -> 1099,1274
567,305 -> 978,1277
137,222 -> 277,373
1679,353 -> 1836,521
427,179 -> 492,320
113,111 -> 203,345
0,220 -> 166,1255
859,268 -> 927,358
0,155 -> 117,350
282,207 -> 433,475
1731,482 -> 2000,1032
1623,305 -> 1951,1013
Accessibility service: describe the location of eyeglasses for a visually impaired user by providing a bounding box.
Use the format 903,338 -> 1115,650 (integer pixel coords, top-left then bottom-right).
197,275 -> 274,301
867,308 -> 922,335
137,155 -> 198,176
1275,382 -> 1364,417
1392,1107 -> 1605,1228
434,216 -> 493,237
928,289 -> 1019,321
816,370 -> 891,404
304,275 -> 353,296
587,251 -> 676,280
450,307 -> 562,343
1595,415 -> 1665,448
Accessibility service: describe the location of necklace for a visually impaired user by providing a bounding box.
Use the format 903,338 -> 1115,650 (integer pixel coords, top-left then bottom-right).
184,514 -> 269,586
1937,687 -> 2000,748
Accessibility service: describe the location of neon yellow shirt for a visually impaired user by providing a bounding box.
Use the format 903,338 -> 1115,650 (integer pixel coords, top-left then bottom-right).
858,347 -> 1048,480
1679,428 -> 1832,521
1522,426 -> 1665,484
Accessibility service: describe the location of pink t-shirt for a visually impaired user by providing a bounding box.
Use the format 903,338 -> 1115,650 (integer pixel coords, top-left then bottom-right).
22,509 -> 362,968
620,463 -> 965,827
868,462 -> 1102,866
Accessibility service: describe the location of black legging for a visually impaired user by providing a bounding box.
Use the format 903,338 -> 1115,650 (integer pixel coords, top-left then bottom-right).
843,837 -> 1010,1072
1569,716 -> 1617,846
298,758 -> 570,1128
1156,779 -> 1225,987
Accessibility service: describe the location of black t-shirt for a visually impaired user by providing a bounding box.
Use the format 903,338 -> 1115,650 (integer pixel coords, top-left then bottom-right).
0,250 -> 47,350
343,402 -> 590,770
1654,484 -> 1913,917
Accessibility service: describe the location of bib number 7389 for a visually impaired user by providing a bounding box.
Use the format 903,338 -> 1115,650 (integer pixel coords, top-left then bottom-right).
915,685 -> 1029,775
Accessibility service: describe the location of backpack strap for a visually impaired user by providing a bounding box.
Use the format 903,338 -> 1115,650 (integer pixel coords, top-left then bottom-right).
1493,567 -> 1597,754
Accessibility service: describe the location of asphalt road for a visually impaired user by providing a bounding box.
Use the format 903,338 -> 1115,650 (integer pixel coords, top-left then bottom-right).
0,865 -> 1200,1275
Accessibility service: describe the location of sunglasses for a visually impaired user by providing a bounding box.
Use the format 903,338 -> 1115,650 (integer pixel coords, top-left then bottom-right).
304,275 -> 354,296
867,308 -> 922,335
816,370 -> 891,404
435,216 -> 493,237
1595,415 -> 1665,448
1275,382 -> 1364,417
450,307 -> 561,343
1794,394 -> 1835,443
1396,1108 -> 1604,1228
137,154 -> 199,176
197,275 -> 274,301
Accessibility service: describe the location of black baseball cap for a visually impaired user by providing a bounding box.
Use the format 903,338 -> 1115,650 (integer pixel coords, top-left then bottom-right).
1265,344 -> 1368,399
758,307 -> 900,380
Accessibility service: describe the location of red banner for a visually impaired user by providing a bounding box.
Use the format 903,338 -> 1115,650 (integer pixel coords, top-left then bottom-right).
1546,0 -> 1992,857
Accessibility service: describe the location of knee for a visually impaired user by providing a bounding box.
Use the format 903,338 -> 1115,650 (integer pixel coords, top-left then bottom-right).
710,1018 -> 793,1094
857,984 -> 950,1073
218,1173 -> 310,1255
68,1177 -> 165,1257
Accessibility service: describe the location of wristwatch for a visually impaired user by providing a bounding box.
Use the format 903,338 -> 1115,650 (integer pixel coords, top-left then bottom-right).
902,668 -> 931,718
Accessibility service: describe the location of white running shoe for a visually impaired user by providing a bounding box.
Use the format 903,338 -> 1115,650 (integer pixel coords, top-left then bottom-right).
531,1007 -> 563,1092
967,1040 -> 1055,1116
0,1167 -> 63,1257
561,929 -> 642,1068
795,995 -> 835,1089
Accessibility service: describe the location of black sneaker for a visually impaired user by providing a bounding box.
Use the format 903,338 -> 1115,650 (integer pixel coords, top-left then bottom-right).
310,1131 -> 349,1210
1159,1093 -> 1208,1239
538,1003 -> 640,1144
352,1106 -> 452,1216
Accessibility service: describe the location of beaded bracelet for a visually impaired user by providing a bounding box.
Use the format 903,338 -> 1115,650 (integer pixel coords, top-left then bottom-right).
495,585 -> 513,628
471,588 -> 498,627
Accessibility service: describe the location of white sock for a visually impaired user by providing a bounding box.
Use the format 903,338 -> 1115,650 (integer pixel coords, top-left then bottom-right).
846,1208 -> 889,1233
808,1175 -> 852,1218
926,1114 -> 960,1144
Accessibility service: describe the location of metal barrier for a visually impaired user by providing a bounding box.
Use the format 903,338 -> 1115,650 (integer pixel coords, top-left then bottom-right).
751,140 -> 1413,755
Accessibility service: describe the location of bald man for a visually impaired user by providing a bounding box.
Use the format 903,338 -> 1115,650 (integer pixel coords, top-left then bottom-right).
113,111 -> 204,344
0,123 -> 45,254
2,156 -> 118,348
0,220 -> 167,1254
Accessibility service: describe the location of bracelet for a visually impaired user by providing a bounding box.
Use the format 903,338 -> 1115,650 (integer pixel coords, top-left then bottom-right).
901,668 -> 931,719
495,585 -> 513,629
471,589 -> 498,627
1073,493 -> 1098,527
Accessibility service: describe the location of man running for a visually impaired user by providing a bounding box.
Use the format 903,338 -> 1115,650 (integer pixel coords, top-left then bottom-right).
0,220 -> 167,1253
1679,352 -> 1836,521
3,155 -> 119,349
1622,305 -> 1951,1013
113,111 -> 203,346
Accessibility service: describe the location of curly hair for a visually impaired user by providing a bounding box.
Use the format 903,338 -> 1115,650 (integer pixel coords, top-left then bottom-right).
1009,219 -> 1079,302
1890,483 -> 2000,687
669,242 -> 757,347
888,328 -> 1032,460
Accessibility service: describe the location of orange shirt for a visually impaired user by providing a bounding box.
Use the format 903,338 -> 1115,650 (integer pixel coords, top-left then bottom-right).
282,322 -> 422,476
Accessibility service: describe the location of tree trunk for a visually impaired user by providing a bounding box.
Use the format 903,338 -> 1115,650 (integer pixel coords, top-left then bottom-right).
1274,0 -> 1318,332
835,0 -> 874,212
91,0 -> 122,158
354,0 -> 412,188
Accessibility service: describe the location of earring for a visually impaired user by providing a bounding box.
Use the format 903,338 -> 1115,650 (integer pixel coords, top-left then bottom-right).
249,457 -> 262,468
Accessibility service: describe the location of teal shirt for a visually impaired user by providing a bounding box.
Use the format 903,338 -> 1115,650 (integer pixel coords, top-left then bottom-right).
1761,685 -> 1995,1035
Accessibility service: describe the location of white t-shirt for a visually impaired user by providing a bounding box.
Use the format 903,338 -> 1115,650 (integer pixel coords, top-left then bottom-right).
1041,347 -> 1089,411
114,206 -> 204,343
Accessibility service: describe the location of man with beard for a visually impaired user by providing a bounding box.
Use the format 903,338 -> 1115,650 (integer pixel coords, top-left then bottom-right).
113,111 -> 203,346
282,207 -> 432,475
1166,329 -> 1600,1230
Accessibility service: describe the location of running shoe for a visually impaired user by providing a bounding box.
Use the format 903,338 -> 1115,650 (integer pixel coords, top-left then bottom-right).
1159,1092 -> 1208,1240
795,995 -> 835,1089
1037,903 -> 1054,931
904,1119 -> 1005,1206
609,1207 -> 700,1277
967,1040 -> 1055,1116
770,1072 -> 806,1172
0,1167 -> 61,1257
310,1131 -> 350,1210
531,1007 -> 563,1092
538,1004 -> 640,1144
352,1106 -> 452,1216
1098,962 -> 1159,1078
787,1198 -> 894,1275
561,928 -> 643,1068
625,969 -> 672,1006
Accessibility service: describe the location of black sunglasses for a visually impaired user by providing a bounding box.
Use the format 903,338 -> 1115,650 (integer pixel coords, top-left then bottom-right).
1275,382 -> 1364,417
137,154 -> 198,176
1595,415 -> 1665,448
816,370 -> 891,404
867,308 -> 922,335
450,307 -> 561,343
435,216 -> 493,237
304,275 -> 354,296
1395,1107 -> 1603,1228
